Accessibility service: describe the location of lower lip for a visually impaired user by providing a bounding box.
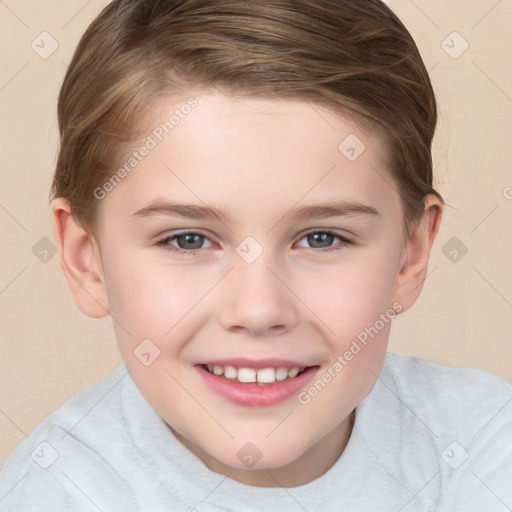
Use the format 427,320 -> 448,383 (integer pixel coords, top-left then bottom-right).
195,365 -> 318,407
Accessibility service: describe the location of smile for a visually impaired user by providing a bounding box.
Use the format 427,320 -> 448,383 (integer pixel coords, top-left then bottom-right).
203,364 -> 307,384
195,361 -> 319,407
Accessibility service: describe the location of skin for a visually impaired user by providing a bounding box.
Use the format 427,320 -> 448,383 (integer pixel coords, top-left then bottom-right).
52,91 -> 442,487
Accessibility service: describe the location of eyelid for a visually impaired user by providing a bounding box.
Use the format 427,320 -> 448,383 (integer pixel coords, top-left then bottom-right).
156,229 -> 216,254
157,228 -> 213,241
297,228 -> 354,251
155,228 -> 354,255
295,228 -> 353,244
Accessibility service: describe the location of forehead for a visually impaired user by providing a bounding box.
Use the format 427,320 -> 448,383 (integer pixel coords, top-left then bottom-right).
98,92 -> 400,226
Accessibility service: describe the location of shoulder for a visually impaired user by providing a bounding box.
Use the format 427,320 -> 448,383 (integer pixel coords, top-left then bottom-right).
0,364 -> 139,511
382,351 -> 512,394
375,353 -> 512,509
381,352 -> 512,422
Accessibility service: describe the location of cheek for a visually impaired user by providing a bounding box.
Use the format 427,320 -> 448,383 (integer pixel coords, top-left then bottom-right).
103,255 -> 217,350
103,260 -> 203,399
104,268 -> 173,333
294,257 -> 398,436
297,249 -> 401,340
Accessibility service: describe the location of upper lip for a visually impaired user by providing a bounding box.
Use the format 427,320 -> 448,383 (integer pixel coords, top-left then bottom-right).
196,358 -> 315,369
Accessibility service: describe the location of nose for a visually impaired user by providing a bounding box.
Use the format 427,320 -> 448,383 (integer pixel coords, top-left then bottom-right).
217,256 -> 300,337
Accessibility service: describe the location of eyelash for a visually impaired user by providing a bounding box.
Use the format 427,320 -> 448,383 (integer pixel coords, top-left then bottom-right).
156,230 -> 353,256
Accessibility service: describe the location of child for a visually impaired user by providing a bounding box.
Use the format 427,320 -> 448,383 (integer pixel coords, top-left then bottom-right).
1,0 -> 511,510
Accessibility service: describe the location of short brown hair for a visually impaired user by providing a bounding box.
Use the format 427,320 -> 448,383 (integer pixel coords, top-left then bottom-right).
51,0 -> 441,235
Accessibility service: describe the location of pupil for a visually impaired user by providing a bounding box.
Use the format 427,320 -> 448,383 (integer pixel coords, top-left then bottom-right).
308,233 -> 333,248
177,234 -> 203,249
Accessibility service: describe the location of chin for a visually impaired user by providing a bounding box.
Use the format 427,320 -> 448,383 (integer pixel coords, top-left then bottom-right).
214,437 -> 309,472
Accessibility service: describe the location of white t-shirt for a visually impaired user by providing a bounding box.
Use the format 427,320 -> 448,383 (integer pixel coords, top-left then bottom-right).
1,352 -> 511,511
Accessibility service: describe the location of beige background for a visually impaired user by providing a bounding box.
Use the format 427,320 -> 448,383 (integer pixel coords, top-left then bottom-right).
1,0 -> 511,466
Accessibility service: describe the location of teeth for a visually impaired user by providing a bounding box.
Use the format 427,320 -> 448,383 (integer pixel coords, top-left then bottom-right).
205,364 -> 305,384
275,368 -> 289,381
213,365 -> 224,376
224,365 -> 237,379
288,367 -> 299,378
238,367 -> 257,383
257,368 -> 275,383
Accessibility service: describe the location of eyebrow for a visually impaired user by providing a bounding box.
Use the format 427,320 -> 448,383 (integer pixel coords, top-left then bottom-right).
131,201 -> 231,222
284,201 -> 380,220
131,199 -> 379,222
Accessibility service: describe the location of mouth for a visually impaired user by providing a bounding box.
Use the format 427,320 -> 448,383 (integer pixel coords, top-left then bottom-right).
195,360 -> 319,407
201,363 -> 308,384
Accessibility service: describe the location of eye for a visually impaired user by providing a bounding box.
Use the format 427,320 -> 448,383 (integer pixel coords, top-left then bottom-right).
296,231 -> 351,251
157,231 -> 214,254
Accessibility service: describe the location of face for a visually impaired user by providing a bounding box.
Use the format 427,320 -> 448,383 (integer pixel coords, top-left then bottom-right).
94,92 -> 409,485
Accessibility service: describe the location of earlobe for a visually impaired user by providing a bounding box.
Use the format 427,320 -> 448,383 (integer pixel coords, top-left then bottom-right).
51,198 -> 110,318
393,195 -> 443,312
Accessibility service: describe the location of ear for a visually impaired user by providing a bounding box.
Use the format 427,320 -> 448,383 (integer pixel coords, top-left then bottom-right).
393,194 -> 443,313
51,198 -> 110,318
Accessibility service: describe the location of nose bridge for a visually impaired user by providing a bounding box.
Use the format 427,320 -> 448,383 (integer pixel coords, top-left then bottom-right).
217,249 -> 299,335
234,256 -> 278,300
